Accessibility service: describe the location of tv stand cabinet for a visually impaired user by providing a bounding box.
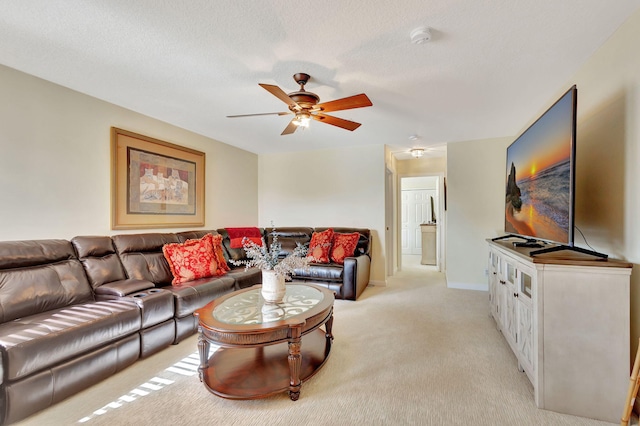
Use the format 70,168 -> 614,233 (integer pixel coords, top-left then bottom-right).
487,239 -> 632,423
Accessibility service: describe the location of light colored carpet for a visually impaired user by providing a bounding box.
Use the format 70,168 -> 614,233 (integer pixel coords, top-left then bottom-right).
16,267 -> 624,425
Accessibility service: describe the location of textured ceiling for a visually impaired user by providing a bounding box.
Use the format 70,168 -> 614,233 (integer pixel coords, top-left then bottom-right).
1,1 -> 638,158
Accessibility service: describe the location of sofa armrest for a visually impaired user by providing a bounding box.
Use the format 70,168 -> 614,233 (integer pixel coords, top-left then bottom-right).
94,279 -> 155,297
342,254 -> 371,300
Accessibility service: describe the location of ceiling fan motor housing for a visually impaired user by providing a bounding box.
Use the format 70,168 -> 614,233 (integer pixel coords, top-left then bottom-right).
288,91 -> 320,109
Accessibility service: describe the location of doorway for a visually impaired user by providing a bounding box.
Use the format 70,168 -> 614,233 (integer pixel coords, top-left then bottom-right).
400,175 -> 443,271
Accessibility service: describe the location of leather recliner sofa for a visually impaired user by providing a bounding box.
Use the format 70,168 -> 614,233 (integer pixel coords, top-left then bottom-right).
0,227 -> 371,424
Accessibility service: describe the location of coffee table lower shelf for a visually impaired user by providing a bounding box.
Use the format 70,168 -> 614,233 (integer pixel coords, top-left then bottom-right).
201,328 -> 331,400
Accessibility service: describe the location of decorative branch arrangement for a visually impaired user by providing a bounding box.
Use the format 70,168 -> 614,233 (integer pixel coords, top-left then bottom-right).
230,230 -> 310,279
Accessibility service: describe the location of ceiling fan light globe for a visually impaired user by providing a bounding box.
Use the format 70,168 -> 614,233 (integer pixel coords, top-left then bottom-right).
293,113 -> 311,127
410,148 -> 425,158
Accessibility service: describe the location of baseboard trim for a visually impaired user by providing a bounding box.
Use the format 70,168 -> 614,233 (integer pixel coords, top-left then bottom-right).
447,282 -> 488,291
369,280 -> 387,287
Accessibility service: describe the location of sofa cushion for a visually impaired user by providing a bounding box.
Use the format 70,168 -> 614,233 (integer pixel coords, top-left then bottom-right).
112,233 -> 179,285
293,264 -> 343,281
0,299 -> 140,381
0,240 -> 94,323
330,232 -> 360,264
162,234 -> 223,285
224,267 -> 262,290
94,279 -> 155,297
308,228 -> 334,263
264,227 -> 313,258
161,275 -> 236,318
71,236 -> 127,289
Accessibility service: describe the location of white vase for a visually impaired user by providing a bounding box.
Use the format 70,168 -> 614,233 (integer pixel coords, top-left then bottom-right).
261,269 -> 286,304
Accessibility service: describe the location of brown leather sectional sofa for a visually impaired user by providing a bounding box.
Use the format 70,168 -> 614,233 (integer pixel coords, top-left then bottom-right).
0,227 -> 370,424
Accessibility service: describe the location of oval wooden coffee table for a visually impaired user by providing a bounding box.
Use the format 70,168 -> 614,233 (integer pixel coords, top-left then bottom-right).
194,283 -> 334,401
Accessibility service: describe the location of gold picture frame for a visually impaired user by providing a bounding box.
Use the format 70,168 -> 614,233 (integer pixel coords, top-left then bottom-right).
111,127 -> 205,229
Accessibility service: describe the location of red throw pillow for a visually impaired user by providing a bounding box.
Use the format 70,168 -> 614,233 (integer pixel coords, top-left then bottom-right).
211,234 -> 230,273
307,228 -> 334,264
330,232 -> 360,264
163,234 -> 222,285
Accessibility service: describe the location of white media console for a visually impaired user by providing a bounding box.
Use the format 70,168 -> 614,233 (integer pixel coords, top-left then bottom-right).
487,238 -> 632,423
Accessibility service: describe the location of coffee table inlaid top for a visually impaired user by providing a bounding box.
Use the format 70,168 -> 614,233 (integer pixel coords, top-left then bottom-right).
214,284 -> 324,325
196,284 -> 334,346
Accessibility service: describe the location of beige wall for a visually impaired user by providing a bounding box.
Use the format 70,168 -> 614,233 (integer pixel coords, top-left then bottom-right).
566,9 -> 640,357
0,65 -> 258,240
445,7 -> 640,354
396,156 -> 446,176
446,137 -> 511,289
258,145 -> 386,284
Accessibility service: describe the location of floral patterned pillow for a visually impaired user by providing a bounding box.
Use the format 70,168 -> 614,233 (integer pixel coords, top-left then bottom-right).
330,232 -> 360,264
307,228 -> 334,264
163,233 -> 224,285
211,234 -> 230,273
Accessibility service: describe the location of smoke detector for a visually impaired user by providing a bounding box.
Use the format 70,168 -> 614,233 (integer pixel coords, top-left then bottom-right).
410,27 -> 432,44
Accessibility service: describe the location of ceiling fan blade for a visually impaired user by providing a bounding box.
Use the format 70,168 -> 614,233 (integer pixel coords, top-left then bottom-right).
259,83 -> 301,110
227,112 -> 291,118
312,113 -> 362,131
281,118 -> 298,135
315,93 -> 372,113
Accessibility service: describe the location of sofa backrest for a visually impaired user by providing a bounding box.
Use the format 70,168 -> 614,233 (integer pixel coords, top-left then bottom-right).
175,230 -> 219,243
111,233 -> 179,286
216,228 -> 265,262
0,239 -> 94,323
264,227 -> 313,258
71,236 -> 127,289
314,227 -> 371,257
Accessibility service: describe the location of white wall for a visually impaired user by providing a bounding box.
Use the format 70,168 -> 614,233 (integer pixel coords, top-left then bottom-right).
0,65 -> 258,240
258,145 -> 386,284
446,137 -> 511,290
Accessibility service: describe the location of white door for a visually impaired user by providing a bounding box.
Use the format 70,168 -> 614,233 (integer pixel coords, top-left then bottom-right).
401,190 -> 432,255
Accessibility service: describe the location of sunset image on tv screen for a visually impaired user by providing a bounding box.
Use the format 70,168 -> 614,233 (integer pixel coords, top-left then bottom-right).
504,89 -> 574,244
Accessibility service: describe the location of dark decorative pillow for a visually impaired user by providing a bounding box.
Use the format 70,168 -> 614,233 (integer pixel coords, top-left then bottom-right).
307,228 -> 334,264
330,232 -> 360,264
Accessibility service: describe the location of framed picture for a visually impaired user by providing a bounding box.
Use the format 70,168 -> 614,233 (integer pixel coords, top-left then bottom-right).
111,127 -> 205,229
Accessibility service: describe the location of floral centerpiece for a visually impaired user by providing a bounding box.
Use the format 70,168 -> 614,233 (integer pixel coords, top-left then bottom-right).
231,230 -> 310,303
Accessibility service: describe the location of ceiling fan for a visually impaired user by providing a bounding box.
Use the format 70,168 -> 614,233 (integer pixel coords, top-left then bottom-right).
227,73 -> 373,135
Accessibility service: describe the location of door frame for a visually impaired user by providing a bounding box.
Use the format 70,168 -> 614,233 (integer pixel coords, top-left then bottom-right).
397,172 -> 446,272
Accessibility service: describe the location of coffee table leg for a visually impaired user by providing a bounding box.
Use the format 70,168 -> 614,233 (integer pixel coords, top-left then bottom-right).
197,330 -> 210,383
288,327 -> 302,401
325,312 -> 334,341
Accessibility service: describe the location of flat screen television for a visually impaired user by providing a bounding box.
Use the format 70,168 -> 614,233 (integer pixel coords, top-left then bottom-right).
504,85 -> 577,246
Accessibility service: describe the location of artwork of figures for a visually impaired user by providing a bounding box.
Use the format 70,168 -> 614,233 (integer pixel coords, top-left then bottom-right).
140,167 -> 188,204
